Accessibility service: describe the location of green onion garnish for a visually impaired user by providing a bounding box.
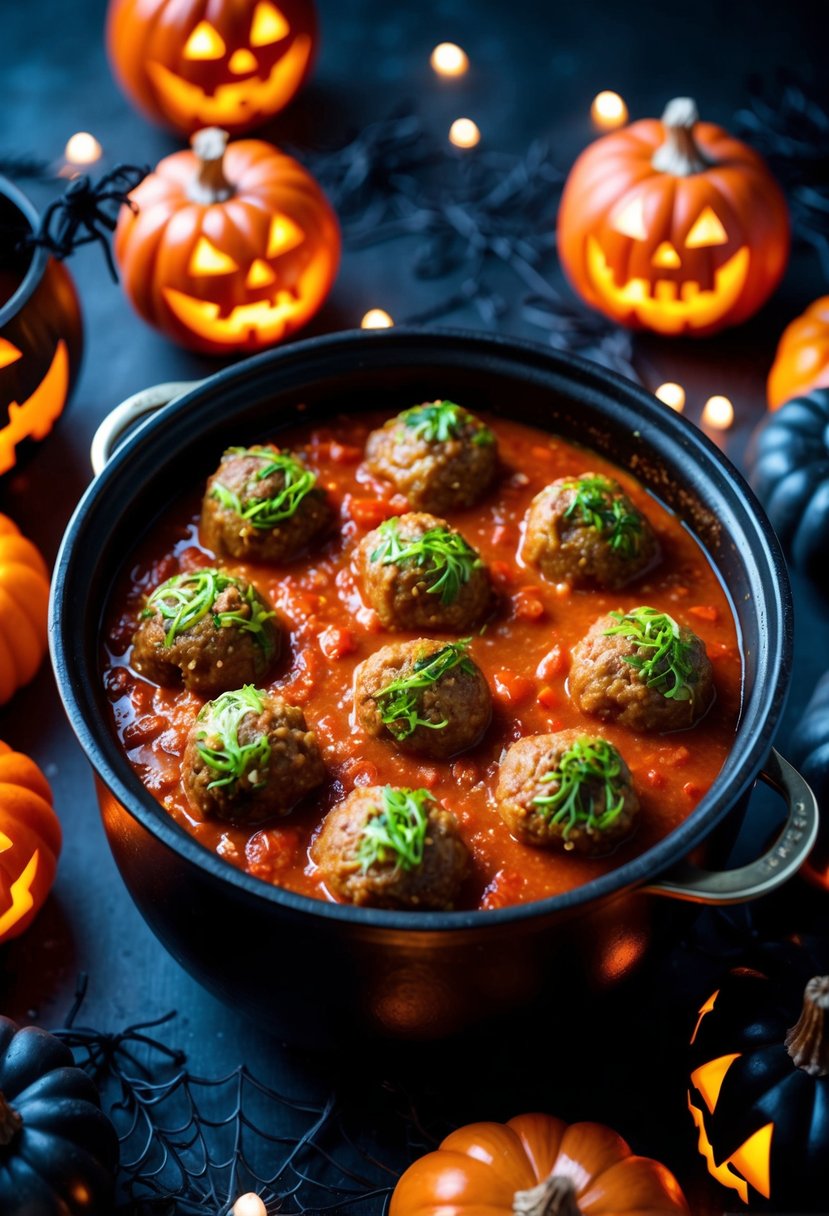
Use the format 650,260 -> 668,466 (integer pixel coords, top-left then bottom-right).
532,738 -> 627,839
562,474 -> 643,557
211,448 -> 318,530
401,401 -> 493,446
195,685 -> 270,791
356,786 -> 435,873
374,640 -> 475,739
604,606 -> 698,701
143,569 -> 275,652
370,518 -> 482,606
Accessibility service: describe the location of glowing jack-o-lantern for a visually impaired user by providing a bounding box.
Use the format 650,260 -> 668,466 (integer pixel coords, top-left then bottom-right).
688,961 -> 829,1208
0,741 -> 60,944
115,127 -> 340,355
107,0 -> 317,136
0,178 -> 83,475
558,97 -> 789,337
767,296 -> 829,410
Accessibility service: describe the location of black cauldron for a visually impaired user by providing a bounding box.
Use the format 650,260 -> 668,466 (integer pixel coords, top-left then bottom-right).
50,329 -> 817,1043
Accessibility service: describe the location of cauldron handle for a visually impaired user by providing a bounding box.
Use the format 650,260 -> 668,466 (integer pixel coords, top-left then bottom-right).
90,380 -> 205,476
645,749 -> 818,904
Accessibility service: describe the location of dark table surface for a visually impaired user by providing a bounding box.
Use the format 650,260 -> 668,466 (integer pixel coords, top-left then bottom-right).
2,1 -> 828,1212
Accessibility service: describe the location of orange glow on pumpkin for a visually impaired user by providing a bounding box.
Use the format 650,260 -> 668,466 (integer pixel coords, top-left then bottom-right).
0,339 -> 70,475
690,1052 -> 740,1112
690,988 -> 719,1044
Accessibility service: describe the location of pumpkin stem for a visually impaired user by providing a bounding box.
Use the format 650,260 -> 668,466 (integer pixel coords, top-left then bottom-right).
513,1175 -> 582,1216
785,974 -> 829,1077
0,1090 -> 22,1146
188,128 -> 234,204
652,98 -> 710,176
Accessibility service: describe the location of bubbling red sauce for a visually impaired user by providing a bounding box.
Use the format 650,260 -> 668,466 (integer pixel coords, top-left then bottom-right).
102,411 -> 743,910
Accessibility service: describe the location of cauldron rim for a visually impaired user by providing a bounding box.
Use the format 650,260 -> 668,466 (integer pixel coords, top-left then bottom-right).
50,326 -> 793,934
0,175 -> 49,328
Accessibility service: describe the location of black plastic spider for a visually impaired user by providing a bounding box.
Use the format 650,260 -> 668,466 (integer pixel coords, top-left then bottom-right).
27,163 -> 148,281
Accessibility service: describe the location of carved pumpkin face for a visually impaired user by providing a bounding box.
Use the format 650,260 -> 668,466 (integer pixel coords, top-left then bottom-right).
115,129 -> 340,356
0,336 -> 69,475
0,741 -> 60,944
558,98 -> 789,337
107,0 -> 317,136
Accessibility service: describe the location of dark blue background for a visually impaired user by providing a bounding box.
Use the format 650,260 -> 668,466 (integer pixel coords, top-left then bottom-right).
1,2 -> 828,1211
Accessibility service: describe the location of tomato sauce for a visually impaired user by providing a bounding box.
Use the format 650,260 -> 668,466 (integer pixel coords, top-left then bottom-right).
102,411 -> 743,910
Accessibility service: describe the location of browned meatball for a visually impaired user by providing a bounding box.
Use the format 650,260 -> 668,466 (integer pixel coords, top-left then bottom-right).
365,401 -> 497,512
183,686 -> 325,824
359,513 -> 491,632
132,568 -> 280,696
496,730 -> 639,855
201,445 -> 331,563
354,638 -> 491,759
314,786 -> 469,909
569,607 -> 715,733
523,473 -> 659,589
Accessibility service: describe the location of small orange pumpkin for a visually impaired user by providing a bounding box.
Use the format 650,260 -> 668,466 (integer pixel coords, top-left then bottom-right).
0,514 -> 49,705
107,0 -> 317,137
557,97 -> 789,337
390,1113 -> 689,1216
767,296 -> 829,410
115,127 -> 340,356
0,741 -> 61,943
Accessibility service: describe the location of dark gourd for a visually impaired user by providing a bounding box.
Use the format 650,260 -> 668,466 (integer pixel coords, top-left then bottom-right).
0,1016 -> 118,1214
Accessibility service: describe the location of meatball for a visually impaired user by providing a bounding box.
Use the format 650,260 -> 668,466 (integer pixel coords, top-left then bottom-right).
365,401 -> 497,512
523,473 -> 659,589
359,513 -> 491,632
132,568 -> 280,696
354,638 -> 491,759
314,785 -> 469,909
183,686 -> 325,824
569,607 -> 715,733
496,730 -> 639,855
201,445 -> 331,563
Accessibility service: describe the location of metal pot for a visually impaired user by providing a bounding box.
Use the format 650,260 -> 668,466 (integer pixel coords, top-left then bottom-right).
50,329 -> 817,1043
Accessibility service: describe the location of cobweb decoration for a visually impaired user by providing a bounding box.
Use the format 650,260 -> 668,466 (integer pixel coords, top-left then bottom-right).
735,72 -> 829,277
52,979 -> 400,1216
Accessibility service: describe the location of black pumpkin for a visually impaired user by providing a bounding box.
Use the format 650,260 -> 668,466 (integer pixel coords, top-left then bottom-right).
0,1016 -> 118,1214
688,945 -> 829,1210
789,669 -> 829,885
748,386 -> 829,583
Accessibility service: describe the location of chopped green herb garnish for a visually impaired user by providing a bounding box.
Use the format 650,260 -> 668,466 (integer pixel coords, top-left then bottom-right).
212,448 -> 317,530
370,518 -> 482,606
374,640 -> 475,739
356,786 -> 435,873
532,738 -> 627,839
143,569 -> 276,652
604,606 -> 698,701
195,685 -> 270,791
401,401 -> 494,446
562,475 -> 643,557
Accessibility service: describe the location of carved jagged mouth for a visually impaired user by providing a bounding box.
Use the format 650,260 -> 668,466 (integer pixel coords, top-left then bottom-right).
147,34 -> 312,126
586,237 -> 750,334
163,287 -> 304,346
0,339 -> 69,475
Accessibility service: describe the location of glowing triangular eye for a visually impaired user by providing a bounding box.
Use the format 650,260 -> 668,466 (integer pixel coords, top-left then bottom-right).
611,196 -> 647,241
0,338 -> 22,369
728,1123 -> 774,1199
267,215 -> 305,257
686,207 -> 728,248
189,237 -> 239,275
651,241 -> 681,269
183,21 -> 227,59
250,1 -> 290,46
690,1053 -> 740,1114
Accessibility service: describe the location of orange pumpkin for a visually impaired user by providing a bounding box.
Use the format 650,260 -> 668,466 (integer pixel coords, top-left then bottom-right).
390,1114 -> 689,1216
0,514 -> 49,705
0,741 -> 60,944
107,0 -> 317,137
767,296 -> 829,409
557,97 -> 789,337
115,127 -> 340,356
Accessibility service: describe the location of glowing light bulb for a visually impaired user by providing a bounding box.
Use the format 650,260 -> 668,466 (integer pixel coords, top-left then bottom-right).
430,42 -> 469,76
702,395 -> 734,430
361,309 -> 393,329
655,382 -> 686,412
64,132 -> 102,165
232,1195 -> 267,1216
449,118 -> 480,149
591,91 -> 628,130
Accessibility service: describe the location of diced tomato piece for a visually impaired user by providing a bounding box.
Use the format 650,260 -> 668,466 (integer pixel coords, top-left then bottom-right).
480,869 -> 525,910
318,626 -> 356,660
246,827 -> 301,880
344,496 -> 397,528
688,605 -> 719,622
493,669 -> 535,706
537,685 -> 559,710
123,714 -> 167,747
329,441 -> 362,464
683,782 -> 702,800
389,493 -> 410,514
491,524 -> 513,546
644,768 -> 666,789
490,560 -> 514,588
450,759 -> 479,787
512,588 -> 545,621
420,766 -> 441,789
536,644 -> 568,681
667,746 -> 691,768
